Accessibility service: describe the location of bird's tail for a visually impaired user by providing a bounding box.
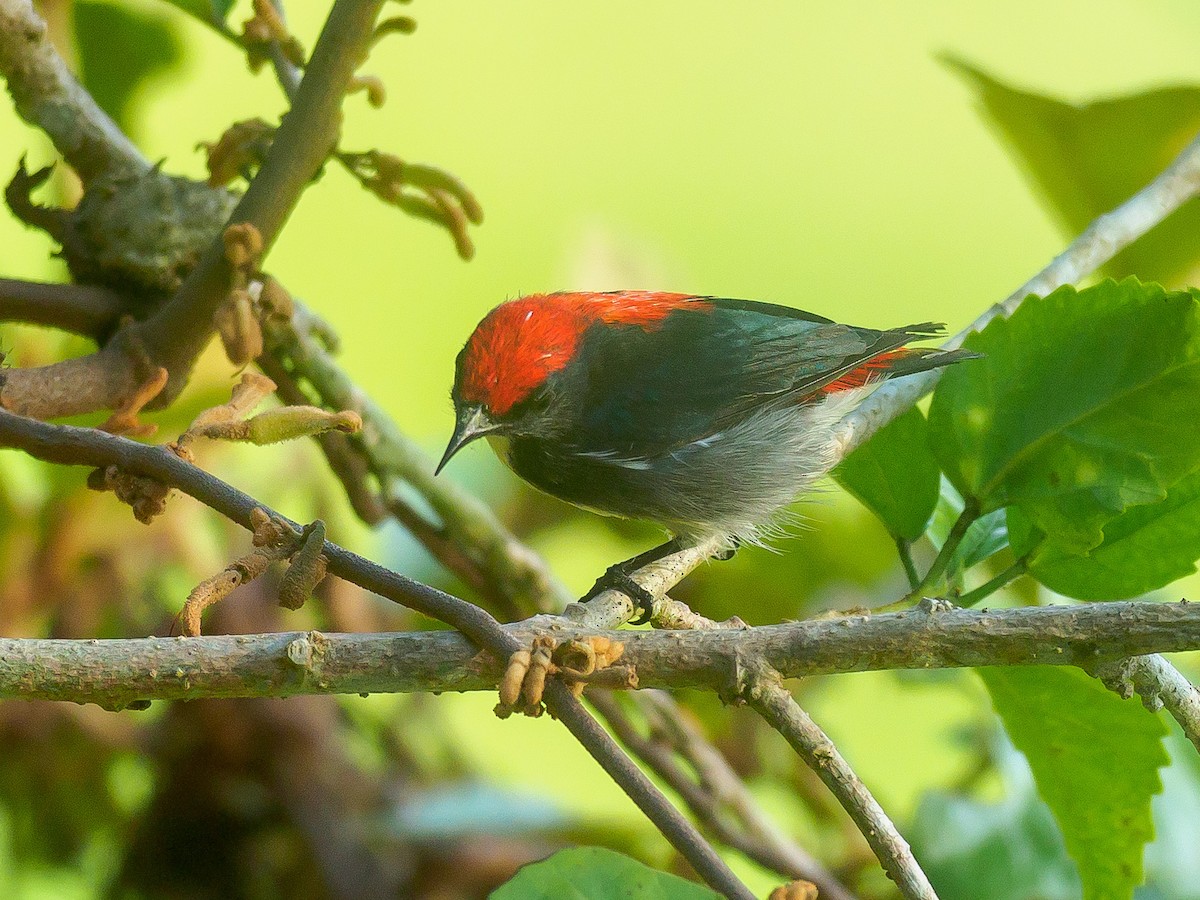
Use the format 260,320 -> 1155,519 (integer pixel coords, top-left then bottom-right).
882,345 -> 981,378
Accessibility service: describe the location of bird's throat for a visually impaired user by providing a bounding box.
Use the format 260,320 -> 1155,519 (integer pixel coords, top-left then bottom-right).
486,433 -> 515,469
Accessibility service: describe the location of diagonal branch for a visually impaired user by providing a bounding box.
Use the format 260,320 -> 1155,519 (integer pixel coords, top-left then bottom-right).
590,689 -> 860,900
0,0 -> 146,182
264,308 -> 568,616
834,130 -> 1200,457
743,664 -> 937,900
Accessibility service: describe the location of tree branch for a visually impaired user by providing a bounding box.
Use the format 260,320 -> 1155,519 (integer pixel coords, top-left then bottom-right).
589,690 -> 858,900
0,0 -> 388,419
0,277 -> 128,337
743,663 -> 937,900
0,407 -> 753,900
833,130 -> 1200,458
1,601 -> 1197,704
1097,653 -> 1200,753
0,0 -> 147,182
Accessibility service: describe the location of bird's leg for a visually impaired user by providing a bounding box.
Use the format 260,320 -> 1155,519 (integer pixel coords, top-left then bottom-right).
581,537 -> 685,624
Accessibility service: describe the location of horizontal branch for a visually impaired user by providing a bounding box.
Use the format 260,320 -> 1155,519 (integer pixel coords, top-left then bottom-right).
3,601 -> 1197,708
0,277 -> 128,337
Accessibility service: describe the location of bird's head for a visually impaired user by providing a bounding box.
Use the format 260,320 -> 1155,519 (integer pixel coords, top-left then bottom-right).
437,291 -> 698,474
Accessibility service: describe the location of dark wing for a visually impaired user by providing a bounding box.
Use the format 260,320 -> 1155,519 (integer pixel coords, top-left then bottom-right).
561,297 -> 954,456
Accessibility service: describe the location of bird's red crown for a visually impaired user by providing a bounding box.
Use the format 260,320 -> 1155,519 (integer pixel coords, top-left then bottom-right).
459,291 -> 706,415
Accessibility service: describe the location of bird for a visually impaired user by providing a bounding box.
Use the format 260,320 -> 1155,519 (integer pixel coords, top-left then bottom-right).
437,290 -> 973,617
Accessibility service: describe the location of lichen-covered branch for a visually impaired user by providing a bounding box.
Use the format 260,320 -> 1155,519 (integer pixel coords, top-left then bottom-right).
1,601 -> 1197,706
0,0 -> 388,419
0,0 -> 147,182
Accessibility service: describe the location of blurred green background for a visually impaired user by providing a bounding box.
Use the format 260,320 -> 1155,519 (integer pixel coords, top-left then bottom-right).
3,1 -> 1200,897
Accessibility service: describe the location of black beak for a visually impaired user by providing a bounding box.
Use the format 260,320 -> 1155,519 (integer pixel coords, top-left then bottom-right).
436,405 -> 500,475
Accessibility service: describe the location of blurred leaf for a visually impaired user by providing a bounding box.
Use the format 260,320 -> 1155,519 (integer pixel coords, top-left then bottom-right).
385,783 -> 568,839
929,278 -> 1200,555
834,407 -> 939,540
1009,466 -> 1200,599
1142,725 -> 1200,898
979,666 -> 1168,900
490,847 -> 720,899
948,57 -> 1200,284
75,2 -> 184,139
912,768 -> 1081,900
157,0 -> 235,31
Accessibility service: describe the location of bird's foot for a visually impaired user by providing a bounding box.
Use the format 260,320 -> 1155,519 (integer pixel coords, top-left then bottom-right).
581,563 -> 658,625
494,634 -> 633,718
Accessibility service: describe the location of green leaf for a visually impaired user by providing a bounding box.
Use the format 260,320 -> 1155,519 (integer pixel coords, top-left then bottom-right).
490,847 -> 720,900
947,57 -> 1200,284
928,278 -> 1200,554
74,2 -> 184,138
979,666 -> 1168,900
834,407 -> 940,540
1011,464 -> 1200,599
929,482 -> 1009,580
157,0 -> 236,31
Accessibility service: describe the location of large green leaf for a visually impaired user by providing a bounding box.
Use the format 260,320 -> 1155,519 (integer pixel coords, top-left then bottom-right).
979,667 -> 1168,900
834,407 -> 940,540
1010,465 -> 1200,599
948,58 -> 1200,284
74,2 -> 184,138
490,847 -> 720,899
928,278 -> 1200,554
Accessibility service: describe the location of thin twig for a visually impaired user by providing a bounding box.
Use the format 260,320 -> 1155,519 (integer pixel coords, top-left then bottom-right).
591,691 -> 859,900
743,663 -> 938,900
955,558 -> 1026,608
896,539 -> 920,590
906,504 -> 977,602
0,408 -> 752,900
834,130 -> 1200,459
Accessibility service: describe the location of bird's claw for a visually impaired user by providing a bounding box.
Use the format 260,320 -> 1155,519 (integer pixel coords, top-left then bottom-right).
581,564 -> 657,625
